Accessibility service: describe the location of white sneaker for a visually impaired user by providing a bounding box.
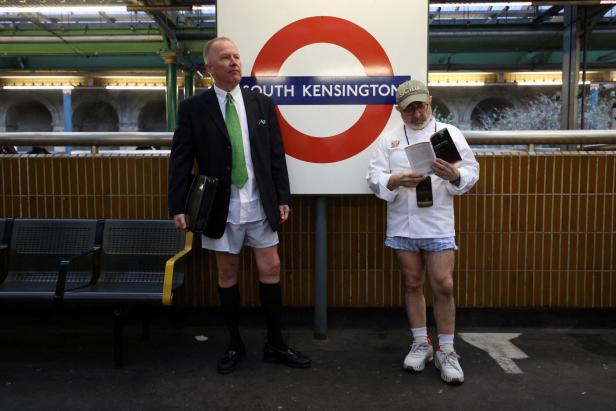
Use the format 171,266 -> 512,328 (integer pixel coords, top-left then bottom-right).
403,337 -> 434,372
435,349 -> 465,384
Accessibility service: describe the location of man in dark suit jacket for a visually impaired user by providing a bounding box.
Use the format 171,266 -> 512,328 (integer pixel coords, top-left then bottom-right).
168,37 -> 310,374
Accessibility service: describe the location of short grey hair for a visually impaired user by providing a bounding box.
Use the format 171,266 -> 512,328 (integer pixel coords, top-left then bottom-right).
203,36 -> 235,64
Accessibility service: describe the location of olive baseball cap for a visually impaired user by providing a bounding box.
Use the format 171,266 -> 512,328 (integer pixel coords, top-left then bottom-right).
396,80 -> 429,109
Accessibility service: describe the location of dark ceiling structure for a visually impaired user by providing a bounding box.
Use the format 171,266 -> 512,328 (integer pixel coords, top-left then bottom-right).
0,0 -> 615,72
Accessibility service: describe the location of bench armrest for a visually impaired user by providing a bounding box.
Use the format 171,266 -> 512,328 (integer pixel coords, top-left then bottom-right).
54,245 -> 102,301
162,231 -> 193,306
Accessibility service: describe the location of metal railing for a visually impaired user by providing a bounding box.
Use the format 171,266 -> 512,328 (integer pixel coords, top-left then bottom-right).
464,130 -> 616,145
0,132 -> 171,154
1,130 -> 616,153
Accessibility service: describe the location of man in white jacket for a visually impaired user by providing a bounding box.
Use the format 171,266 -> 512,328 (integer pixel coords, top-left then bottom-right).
366,80 -> 479,384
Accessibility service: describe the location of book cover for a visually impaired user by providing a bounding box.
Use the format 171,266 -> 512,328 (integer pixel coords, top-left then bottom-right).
404,128 -> 462,174
430,128 -> 462,164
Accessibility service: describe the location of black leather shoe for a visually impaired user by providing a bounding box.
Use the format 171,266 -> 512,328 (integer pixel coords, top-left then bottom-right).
263,343 -> 311,368
217,347 -> 246,374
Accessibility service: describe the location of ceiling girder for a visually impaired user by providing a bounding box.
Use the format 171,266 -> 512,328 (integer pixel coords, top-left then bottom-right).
533,6 -> 563,24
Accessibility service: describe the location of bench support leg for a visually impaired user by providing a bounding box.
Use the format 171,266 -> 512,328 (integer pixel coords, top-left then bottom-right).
141,310 -> 151,341
113,308 -> 124,368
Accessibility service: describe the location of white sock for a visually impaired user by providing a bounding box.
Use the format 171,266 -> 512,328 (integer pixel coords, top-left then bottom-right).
411,327 -> 428,344
438,334 -> 454,352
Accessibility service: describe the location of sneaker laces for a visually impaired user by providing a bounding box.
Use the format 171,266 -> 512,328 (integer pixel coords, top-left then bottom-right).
440,350 -> 462,371
409,341 -> 431,356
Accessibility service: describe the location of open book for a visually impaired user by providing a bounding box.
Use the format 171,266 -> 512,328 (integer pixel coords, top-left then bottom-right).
404,128 -> 462,175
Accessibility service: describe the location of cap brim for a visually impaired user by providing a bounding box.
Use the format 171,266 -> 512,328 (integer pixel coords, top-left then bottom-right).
398,94 -> 429,109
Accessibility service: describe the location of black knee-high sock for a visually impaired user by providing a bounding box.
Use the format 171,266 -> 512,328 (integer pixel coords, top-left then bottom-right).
218,285 -> 243,349
259,282 -> 285,349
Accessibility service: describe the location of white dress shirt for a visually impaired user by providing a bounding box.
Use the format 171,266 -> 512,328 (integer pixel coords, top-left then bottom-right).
213,84 -> 266,224
366,117 -> 479,238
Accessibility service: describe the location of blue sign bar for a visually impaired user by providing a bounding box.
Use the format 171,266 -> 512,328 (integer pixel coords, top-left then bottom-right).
241,76 -> 411,105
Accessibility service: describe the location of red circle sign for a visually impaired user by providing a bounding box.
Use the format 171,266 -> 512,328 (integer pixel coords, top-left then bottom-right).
252,16 -> 394,163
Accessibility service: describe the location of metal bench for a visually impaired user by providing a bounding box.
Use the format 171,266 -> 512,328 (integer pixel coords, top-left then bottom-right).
0,218 -> 193,367
0,219 -> 101,299
58,220 -> 190,304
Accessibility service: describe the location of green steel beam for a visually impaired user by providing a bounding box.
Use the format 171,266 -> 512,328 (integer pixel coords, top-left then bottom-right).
0,42 -> 167,55
1,50 -> 614,71
184,71 -> 195,98
0,26 -> 614,72
0,28 -> 163,36
0,55 -> 168,70
2,33 -> 614,57
430,30 -> 616,52
428,50 -> 616,69
165,58 -> 177,131
2,51 -> 613,72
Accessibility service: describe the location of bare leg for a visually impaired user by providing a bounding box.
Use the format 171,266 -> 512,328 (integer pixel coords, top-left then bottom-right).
215,251 -> 240,288
425,250 -> 456,335
395,250 -> 426,329
254,245 -> 281,284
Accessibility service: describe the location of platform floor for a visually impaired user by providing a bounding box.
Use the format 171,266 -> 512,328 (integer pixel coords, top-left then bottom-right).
1,308 -> 615,410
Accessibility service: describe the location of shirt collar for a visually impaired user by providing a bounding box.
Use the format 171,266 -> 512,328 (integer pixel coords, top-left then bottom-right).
213,83 -> 242,102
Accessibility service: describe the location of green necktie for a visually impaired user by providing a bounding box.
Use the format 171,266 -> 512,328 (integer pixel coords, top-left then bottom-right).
225,93 -> 248,188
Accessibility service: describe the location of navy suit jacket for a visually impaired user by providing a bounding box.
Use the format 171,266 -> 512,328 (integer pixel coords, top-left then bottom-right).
168,87 -> 291,239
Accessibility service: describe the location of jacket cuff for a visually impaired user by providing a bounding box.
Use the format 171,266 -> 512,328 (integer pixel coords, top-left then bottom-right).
446,168 -> 469,195
378,174 -> 399,202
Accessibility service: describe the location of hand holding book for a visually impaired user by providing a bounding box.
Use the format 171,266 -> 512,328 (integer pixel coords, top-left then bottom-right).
432,158 -> 460,183
404,128 -> 462,177
387,170 -> 426,190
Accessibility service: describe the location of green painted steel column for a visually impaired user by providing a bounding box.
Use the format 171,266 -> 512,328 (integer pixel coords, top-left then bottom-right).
184,71 -> 195,99
561,6 -> 580,130
162,52 -> 178,131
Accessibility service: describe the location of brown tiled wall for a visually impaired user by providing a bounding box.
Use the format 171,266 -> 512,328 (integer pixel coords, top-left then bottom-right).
1,151 -> 614,308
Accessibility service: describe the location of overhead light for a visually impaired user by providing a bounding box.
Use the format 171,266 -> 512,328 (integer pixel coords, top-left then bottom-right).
106,86 -> 166,90
0,75 -> 83,79
3,85 -> 74,90
430,2 -> 532,7
516,80 -> 562,86
429,81 -> 485,87
99,76 -> 166,80
600,1 -> 616,4
192,5 -> 216,13
0,6 -> 127,13
516,80 -> 591,86
512,71 -> 561,75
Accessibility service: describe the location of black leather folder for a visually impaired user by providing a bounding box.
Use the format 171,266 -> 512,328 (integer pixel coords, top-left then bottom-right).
185,174 -> 218,233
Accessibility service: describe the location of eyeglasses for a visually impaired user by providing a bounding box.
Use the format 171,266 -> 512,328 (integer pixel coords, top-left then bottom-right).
402,102 -> 429,113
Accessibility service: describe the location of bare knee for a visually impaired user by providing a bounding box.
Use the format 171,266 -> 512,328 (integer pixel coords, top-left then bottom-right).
257,253 -> 280,284
217,259 -> 239,288
403,271 -> 424,293
431,276 -> 454,298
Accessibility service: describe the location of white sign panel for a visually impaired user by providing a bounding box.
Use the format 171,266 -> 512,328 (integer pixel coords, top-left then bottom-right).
218,0 -> 428,194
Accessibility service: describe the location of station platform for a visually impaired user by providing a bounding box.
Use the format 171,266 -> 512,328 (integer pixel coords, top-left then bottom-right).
1,307 -> 615,410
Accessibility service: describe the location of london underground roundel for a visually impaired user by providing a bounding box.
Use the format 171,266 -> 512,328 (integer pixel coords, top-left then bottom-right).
251,16 -> 395,163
